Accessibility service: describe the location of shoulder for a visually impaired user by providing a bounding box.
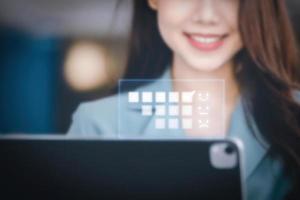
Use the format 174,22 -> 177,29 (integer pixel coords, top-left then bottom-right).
67,70 -> 172,137
67,94 -> 122,137
77,95 -> 119,121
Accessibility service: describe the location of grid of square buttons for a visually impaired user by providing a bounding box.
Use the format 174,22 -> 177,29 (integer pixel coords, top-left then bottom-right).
128,91 -> 197,104
128,91 -> 195,130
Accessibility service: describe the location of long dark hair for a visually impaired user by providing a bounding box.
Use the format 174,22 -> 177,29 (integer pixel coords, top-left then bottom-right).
123,0 -> 300,198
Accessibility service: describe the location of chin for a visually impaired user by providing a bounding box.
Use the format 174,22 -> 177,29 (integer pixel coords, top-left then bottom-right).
187,59 -> 228,73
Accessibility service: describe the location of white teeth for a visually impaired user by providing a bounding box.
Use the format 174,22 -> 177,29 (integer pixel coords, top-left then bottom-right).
191,36 -> 220,44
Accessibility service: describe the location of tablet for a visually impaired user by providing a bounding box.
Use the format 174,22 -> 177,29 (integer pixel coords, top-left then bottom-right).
0,136 -> 245,200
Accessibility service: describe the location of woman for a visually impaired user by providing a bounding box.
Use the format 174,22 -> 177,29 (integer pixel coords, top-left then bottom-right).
68,0 -> 300,199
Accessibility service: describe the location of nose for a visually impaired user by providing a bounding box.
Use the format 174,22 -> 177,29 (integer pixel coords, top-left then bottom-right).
191,0 -> 218,25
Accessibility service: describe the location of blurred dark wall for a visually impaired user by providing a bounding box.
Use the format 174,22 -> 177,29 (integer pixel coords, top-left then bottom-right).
0,27 -> 63,133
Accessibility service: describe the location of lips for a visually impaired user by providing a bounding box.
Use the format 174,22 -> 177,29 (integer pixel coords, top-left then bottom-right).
184,32 -> 227,51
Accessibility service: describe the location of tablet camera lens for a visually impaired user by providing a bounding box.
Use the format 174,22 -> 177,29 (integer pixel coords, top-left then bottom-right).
225,145 -> 234,154
210,143 -> 238,169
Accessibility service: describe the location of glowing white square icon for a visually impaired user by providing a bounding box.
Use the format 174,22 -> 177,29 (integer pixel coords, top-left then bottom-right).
155,118 -> 166,129
142,92 -> 153,103
155,92 -> 166,103
168,105 -> 179,116
182,119 -> 193,129
182,105 -> 193,116
142,105 -> 152,116
155,105 -> 166,116
182,91 -> 196,103
168,118 -> 179,129
169,92 -> 179,103
128,92 -> 139,103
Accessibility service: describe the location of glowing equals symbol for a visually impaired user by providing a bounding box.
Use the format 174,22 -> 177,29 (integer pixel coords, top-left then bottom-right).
198,106 -> 210,115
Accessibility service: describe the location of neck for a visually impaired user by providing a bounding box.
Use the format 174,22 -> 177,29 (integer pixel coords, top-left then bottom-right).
171,54 -> 240,137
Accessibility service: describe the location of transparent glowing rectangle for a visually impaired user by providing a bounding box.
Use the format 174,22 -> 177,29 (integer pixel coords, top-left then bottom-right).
118,79 -> 225,139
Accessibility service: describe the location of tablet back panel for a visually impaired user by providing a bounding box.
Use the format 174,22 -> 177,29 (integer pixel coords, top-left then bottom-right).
0,138 -> 244,200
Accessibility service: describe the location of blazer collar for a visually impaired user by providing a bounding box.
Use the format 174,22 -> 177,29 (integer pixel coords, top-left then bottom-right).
227,98 -> 269,179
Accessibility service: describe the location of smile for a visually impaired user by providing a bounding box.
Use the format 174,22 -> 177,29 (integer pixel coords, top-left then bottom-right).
184,33 -> 227,52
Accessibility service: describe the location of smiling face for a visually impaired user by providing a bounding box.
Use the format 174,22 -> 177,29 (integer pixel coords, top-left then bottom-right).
148,0 -> 243,72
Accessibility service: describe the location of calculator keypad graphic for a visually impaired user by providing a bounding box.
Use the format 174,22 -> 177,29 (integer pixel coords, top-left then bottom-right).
119,80 -> 224,136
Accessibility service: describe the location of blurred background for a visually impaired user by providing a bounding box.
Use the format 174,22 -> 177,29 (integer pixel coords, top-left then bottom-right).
0,0 -> 299,134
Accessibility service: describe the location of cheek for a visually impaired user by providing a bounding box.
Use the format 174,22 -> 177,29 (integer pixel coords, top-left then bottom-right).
220,3 -> 240,37
217,3 -> 243,53
158,0 -> 193,18
157,1 -> 192,52
227,14 -> 243,52
158,1 -> 189,30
